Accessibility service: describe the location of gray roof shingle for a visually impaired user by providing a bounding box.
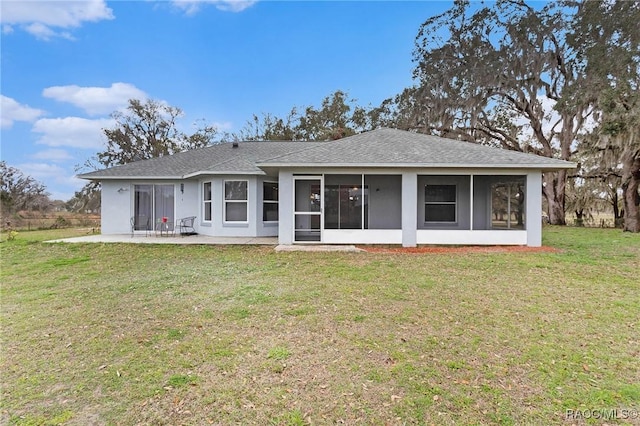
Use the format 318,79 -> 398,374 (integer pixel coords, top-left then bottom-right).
79,128 -> 575,180
257,128 -> 575,169
78,141 -> 313,179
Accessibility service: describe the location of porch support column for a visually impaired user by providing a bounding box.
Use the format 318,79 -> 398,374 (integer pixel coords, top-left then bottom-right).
401,172 -> 418,247
279,171 -> 293,245
469,175 -> 474,230
526,171 -> 542,247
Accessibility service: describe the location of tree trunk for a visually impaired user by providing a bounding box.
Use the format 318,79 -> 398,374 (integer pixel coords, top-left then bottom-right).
621,150 -> 640,232
543,170 -> 567,225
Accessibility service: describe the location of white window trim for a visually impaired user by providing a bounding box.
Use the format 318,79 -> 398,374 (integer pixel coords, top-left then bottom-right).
203,181 -> 212,223
223,179 -> 249,224
424,184 -> 457,223
263,181 -> 279,223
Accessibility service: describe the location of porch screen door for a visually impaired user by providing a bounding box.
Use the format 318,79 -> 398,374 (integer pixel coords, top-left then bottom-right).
294,177 -> 322,242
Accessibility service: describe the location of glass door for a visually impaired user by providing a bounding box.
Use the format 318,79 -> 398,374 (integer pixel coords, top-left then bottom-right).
294,177 -> 322,242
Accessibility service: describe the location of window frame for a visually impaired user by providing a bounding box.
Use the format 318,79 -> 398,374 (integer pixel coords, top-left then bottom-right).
203,181 -> 212,222
223,179 -> 249,223
262,181 -> 279,223
424,184 -> 457,223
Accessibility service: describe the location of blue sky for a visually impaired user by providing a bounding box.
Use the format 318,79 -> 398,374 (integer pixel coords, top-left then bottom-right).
1,0 -> 451,201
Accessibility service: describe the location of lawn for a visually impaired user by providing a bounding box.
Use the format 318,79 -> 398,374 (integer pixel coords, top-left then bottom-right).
1,227 -> 639,425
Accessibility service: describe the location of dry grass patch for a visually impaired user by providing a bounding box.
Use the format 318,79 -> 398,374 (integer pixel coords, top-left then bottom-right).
1,226 -> 639,425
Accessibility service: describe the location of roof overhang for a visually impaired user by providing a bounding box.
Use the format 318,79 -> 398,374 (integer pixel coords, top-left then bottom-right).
77,174 -> 182,181
182,170 -> 266,178
255,162 -> 578,171
79,170 -> 267,181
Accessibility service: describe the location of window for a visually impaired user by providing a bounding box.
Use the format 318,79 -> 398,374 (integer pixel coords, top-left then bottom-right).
134,184 -> 174,230
425,184 -> 456,222
224,180 -> 248,222
203,182 -> 212,221
263,182 -> 278,222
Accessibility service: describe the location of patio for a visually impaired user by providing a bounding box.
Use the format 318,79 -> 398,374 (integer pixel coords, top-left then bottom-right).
45,234 -> 278,245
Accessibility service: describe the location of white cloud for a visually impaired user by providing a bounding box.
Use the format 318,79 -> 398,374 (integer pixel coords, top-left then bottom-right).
1,95 -> 44,128
17,162 -> 67,181
25,22 -> 74,41
32,148 -> 74,162
172,0 -> 257,15
43,83 -> 147,115
33,117 -> 114,149
17,162 -> 84,201
0,0 -> 114,40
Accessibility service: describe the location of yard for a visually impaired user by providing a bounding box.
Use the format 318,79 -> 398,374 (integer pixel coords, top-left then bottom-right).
1,227 -> 639,425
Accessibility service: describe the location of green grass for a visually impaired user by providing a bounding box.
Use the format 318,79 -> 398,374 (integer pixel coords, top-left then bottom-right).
1,226 -> 639,425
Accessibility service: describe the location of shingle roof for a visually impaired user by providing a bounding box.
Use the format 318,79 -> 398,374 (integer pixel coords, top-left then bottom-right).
257,128 -> 575,170
78,141 -> 314,179
78,128 -> 575,180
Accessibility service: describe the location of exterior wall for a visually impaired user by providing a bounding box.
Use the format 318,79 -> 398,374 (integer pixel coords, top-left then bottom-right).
176,181 -> 200,224
100,167 -> 545,246
324,230 -> 402,244
101,180 -> 132,234
278,171 -> 294,245
401,172 -> 418,247
417,230 -> 527,245
102,175 -> 274,237
366,175 -> 402,229
472,176 -> 492,230
102,179 -> 200,235
526,171 -> 542,247
196,175 -> 258,237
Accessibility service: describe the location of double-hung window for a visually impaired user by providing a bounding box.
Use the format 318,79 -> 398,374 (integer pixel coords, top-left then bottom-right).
224,180 -> 248,222
203,182 -> 212,221
425,184 -> 457,222
263,182 -> 278,222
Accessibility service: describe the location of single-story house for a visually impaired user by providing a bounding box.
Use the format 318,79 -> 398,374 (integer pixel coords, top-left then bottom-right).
79,128 -> 575,247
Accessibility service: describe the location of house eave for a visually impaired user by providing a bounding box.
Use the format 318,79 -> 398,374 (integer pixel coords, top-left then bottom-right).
182,170 -> 266,178
77,174 -> 182,181
255,162 -> 577,171
79,170 -> 267,181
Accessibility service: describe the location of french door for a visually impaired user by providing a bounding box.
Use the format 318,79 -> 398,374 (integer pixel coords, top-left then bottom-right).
293,177 -> 322,242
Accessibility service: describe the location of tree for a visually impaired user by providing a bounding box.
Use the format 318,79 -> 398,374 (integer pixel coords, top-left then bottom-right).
98,99 -> 218,168
66,182 -> 101,213
296,90 -> 366,140
567,0 -> 640,232
0,161 -> 50,218
76,99 -> 219,210
238,111 -> 299,141
236,90 -> 371,141
410,0 -> 591,225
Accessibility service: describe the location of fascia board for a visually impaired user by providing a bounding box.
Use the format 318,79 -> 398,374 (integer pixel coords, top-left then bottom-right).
255,162 -> 577,170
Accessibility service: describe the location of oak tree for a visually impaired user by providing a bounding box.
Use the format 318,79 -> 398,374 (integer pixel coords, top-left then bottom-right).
410,0 -> 591,225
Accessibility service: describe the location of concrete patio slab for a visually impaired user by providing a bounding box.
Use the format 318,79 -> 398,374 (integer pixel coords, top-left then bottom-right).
45,234 -> 278,245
